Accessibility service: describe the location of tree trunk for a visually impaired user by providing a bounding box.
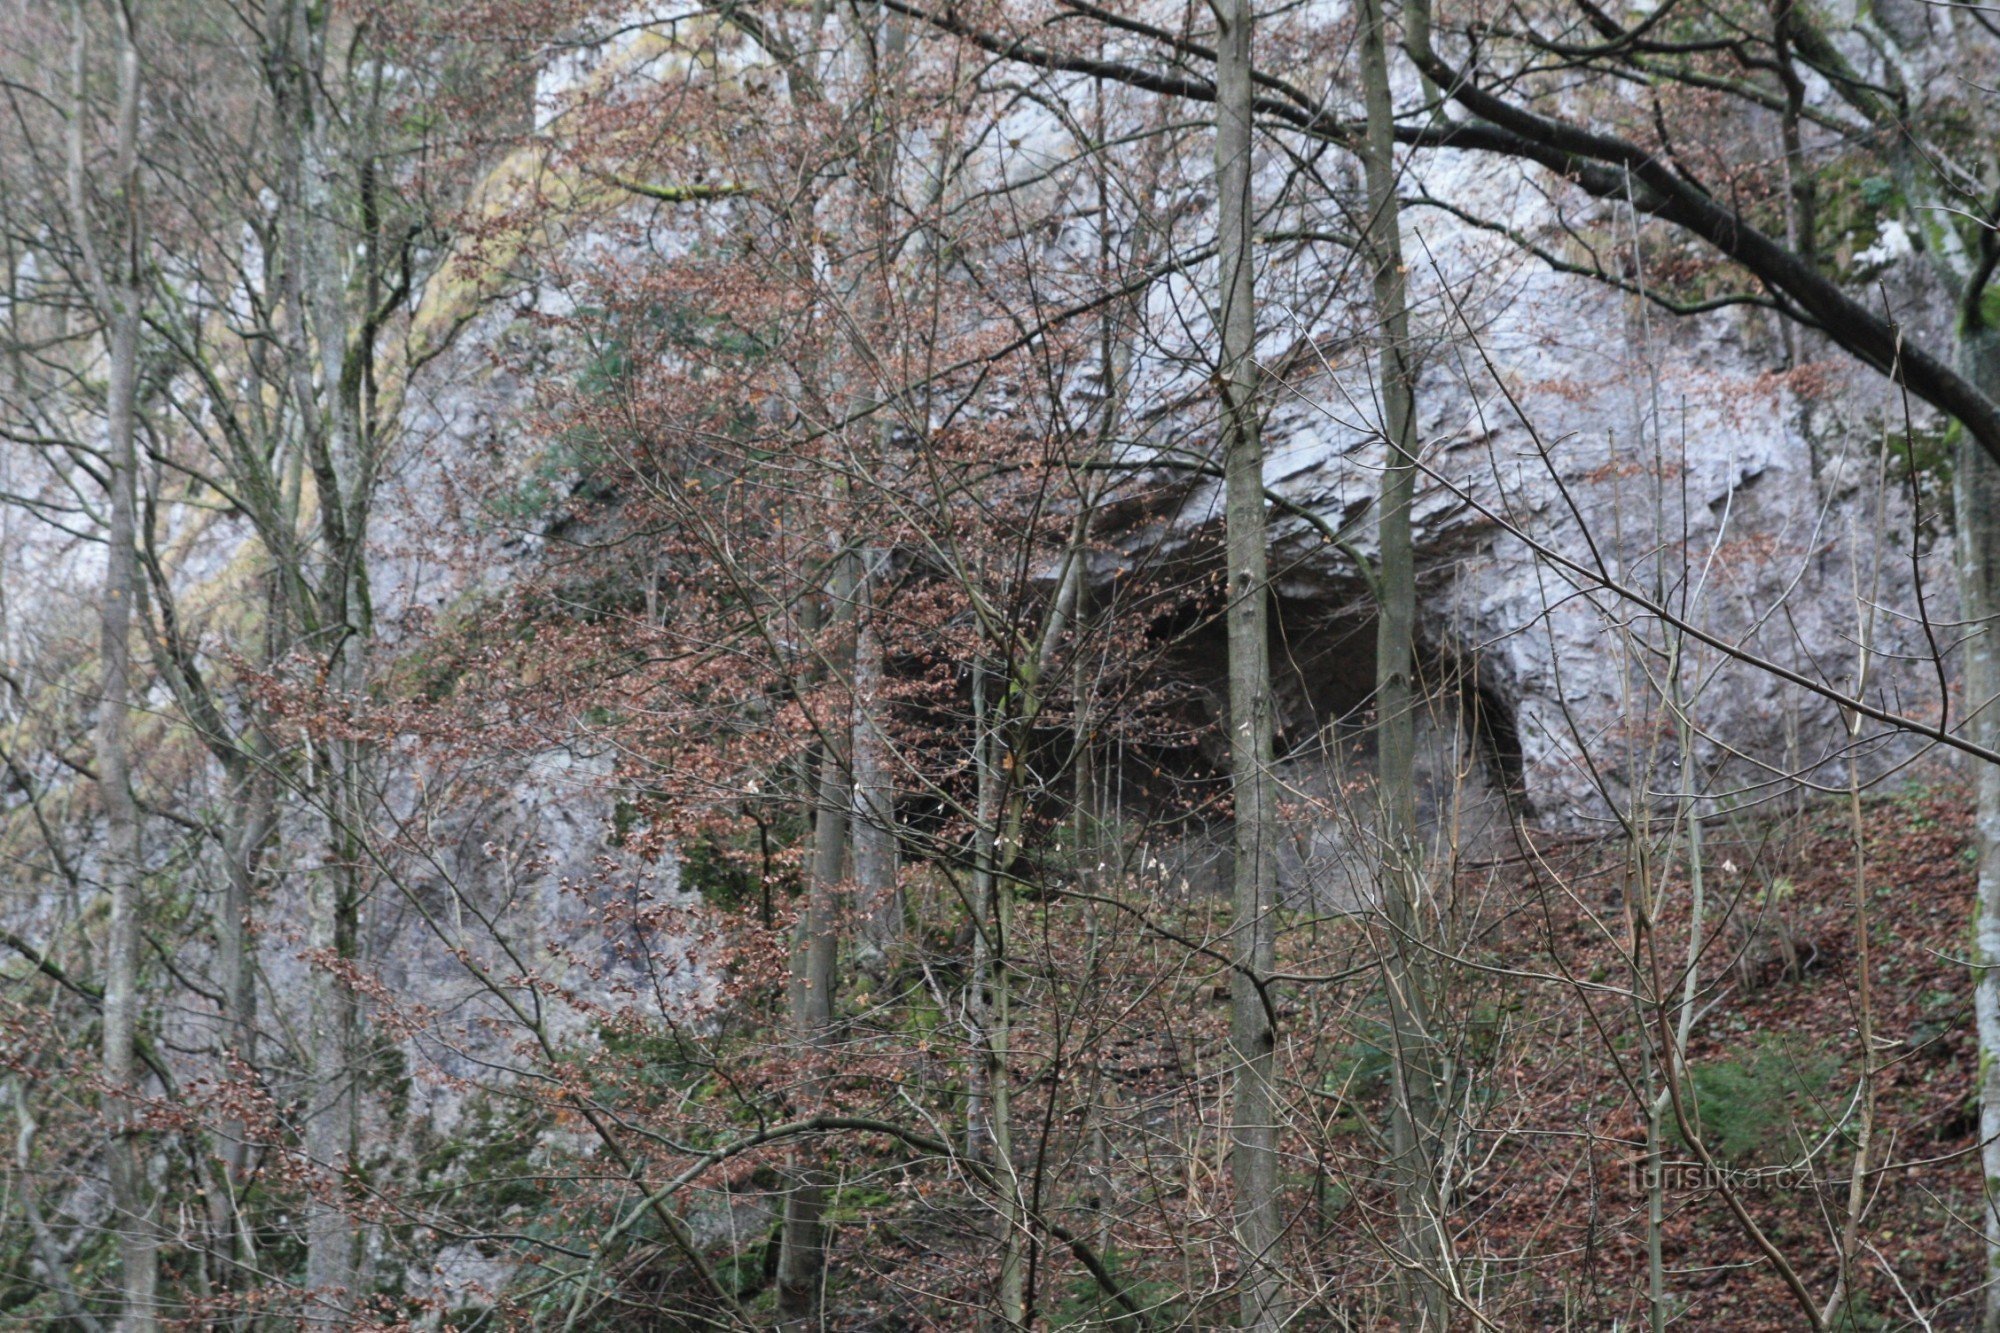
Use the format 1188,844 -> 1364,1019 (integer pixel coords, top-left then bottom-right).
74,2 -> 159,1323
97,204 -> 158,1333
777,553 -> 857,1329
852,551 -> 901,975
1359,0 -> 1445,1322
961,653 -> 1026,1328
1213,0 -> 1283,1323
1959,322 -> 2000,1333
212,743 -> 272,1287
850,0 -> 906,983
304,755 -> 364,1314
261,0 -> 373,1304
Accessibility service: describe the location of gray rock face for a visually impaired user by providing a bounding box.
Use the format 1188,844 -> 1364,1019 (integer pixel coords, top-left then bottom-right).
1120,227 -> 1952,845
371,113 -> 1952,922
378,5 -> 1956,866
1354,284 -> 1939,826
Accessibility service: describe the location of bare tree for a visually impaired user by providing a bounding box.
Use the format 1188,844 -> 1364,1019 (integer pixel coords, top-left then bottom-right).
1356,0 -> 1448,1320
64,3 -> 157,1325
1212,0 -> 1283,1323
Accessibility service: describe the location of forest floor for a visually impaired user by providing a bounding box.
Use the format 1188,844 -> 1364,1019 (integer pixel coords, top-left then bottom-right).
629,778 -> 1985,1330
1463,778 -> 1982,1330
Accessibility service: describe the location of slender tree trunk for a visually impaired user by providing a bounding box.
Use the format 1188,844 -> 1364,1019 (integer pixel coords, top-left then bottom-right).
964,655 -> 1027,1328
97,199 -> 158,1333
988,790 -> 1025,1331
850,0 -> 906,982
1818,449 -> 1893,1324
220,736 -> 274,1132
13,1082 -> 103,1333
305,749 -> 364,1313
261,0 -> 373,1304
1212,0 -> 1283,1322
853,552 -> 901,975
212,744 -> 272,1289
777,553 -> 857,1329
1645,1047 -> 1666,1333
73,4 -> 159,1324
1359,1 -> 1445,1323
1823,714 -> 1876,1324
1959,323 -> 2000,1333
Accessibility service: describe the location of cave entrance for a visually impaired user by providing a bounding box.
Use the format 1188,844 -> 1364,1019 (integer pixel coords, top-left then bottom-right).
1110,589 -> 1525,910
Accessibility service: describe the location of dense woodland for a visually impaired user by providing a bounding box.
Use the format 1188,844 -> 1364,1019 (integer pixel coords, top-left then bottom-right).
1,0 -> 1999,1326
